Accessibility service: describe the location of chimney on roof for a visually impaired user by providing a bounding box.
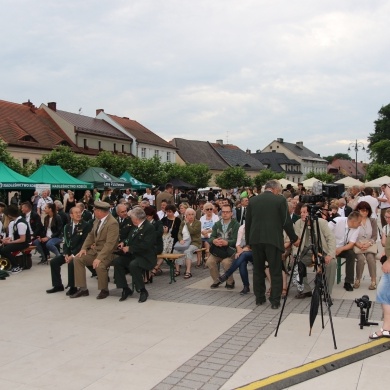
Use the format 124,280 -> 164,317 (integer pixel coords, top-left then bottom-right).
352,159 -> 356,163
246,149 -> 251,154
296,141 -> 303,147
22,99 -> 36,112
48,102 -> 57,111
216,139 -> 223,145
277,138 -> 283,143
96,109 -> 104,116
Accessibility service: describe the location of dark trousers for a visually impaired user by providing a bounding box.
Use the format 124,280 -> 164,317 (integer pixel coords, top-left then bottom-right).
225,251 -> 253,287
114,255 -> 147,291
0,242 -> 29,267
50,254 -> 75,288
338,249 -> 355,284
252,243 -> 283,305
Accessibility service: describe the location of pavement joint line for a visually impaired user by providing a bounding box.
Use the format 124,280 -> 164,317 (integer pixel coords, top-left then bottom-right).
234,338 -> 390,390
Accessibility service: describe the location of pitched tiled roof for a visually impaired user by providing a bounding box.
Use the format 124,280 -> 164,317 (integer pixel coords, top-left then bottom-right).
331,159 -> 366,177
275,140 -> 327,162
211,143 -> 265,170
251,152 -> 302,174
108,114 -> 176,149
0,99 -> 80,152
170,138 -> 229,170
56,110 -> 132,141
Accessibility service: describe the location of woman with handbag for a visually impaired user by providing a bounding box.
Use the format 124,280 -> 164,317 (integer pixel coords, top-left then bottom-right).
173,208 -> 201,279
354,201 -> 378,290
33,203 -> 63,264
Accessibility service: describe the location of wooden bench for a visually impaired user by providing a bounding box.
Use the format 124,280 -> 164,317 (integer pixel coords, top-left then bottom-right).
157,253 -> 185,284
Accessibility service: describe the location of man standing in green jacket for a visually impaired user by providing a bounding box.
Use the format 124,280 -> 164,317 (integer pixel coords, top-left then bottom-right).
246,180 -> 299,309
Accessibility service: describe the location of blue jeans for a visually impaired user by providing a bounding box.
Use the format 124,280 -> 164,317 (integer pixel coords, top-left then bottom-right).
33,237 -> 62,260
224,251 -> 253,287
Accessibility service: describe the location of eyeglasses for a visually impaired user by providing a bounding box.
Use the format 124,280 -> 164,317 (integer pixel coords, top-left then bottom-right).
204,208 -> 213,211
221,211 -> 232,213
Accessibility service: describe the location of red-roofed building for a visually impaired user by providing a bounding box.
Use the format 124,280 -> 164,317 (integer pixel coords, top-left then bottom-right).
328,159 -> 366,180
0,99 -> 81,166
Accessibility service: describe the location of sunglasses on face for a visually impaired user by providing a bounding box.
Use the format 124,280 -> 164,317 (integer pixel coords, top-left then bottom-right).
204,208 -> 213,211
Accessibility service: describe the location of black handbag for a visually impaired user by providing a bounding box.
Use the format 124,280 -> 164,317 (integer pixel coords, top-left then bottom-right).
209,244 -> 236,259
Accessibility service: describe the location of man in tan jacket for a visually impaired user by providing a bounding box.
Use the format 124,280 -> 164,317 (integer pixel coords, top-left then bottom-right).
71,201 -> 119,300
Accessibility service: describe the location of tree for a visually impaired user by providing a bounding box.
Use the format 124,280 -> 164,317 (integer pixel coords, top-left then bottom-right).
368,139 -> 390,165
305,171 -> 335,183
0,139 -> 24,174
39,146 -> 91,177
128,156 -> 167,185
215,167 -> 253,189
253,169 -> 285,188
368,103 -> 390,160
165,163 -> 212,188
93,151 -> 130,177
323,153 -> 351,163
365,163 -> 390,181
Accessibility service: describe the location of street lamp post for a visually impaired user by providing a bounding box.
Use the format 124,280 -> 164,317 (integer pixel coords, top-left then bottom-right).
347,140 -> 365,179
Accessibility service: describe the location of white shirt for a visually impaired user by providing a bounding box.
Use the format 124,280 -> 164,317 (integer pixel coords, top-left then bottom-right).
358,195 -> 379,218
37,196 -> 53,212
337,207 -> 346,218
25,211 -> 33,234
200,214 -> 219,238
378,191 -> 390,209
143,193 -> 155,206
328,217 -> 360,248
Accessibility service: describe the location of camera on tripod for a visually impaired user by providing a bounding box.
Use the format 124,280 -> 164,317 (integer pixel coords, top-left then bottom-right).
299,182 -> 345,204
355,295 -> 371,309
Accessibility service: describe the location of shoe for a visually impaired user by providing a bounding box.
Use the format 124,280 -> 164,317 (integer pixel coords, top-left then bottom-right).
225,282 -> 235,290
344,282 -> 354,291
271,303 -> 280,309
70,289 -> 89,298
66,287 -> 78,296
369,282 -> 377,290
184,272 -> 192,279
37,259 -> 48,265
139,290 -> 149,303
10,267 -> 23,274
353,279 -> 360,289
295,291 -> 313,299
119,288 -> 133,302
96,289 -> 109,299
46,285 -> 64,294
256,297 -> 266,305
240,286 -> 250,295
369,329 -> 390,339
210,282 -> 221,289
218,273 -> 228,283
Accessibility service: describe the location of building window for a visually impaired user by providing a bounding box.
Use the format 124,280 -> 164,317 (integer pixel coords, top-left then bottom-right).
22,158 -> 29,166
122,144 -> 125,153
166,152 -> 171,162
98,141 -> 102,150
154,149 -> 159,158
114,143 -> 116,152
83,139 -> 87,148
36,159 -> 40,165
141,148 -> 146,158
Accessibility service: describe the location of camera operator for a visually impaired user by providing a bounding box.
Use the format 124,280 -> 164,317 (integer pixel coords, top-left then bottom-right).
370,185 -> 390,339
328,211 -> 362,292
293,205 -> 336,299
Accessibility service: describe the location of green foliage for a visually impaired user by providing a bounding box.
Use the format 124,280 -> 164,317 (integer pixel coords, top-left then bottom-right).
39,146 -> 91,177
93,151 -> 130,177
368,103 -> 390,158
215,167 -> 253,189
368,139 -> 390,165
365,163 -> 390,181
305,171 -> 335,183
323,153 -> 352,163
0,138 -> 24,173
127,156 -> 168,185
165,163 -> 212,188
253,169 -> 286,188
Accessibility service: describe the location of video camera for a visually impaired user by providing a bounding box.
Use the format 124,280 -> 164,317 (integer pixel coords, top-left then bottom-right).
299,182 -> 345,204
355,295 -> 371,310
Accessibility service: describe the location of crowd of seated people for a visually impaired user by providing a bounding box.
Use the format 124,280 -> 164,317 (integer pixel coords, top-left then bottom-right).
1,182 -> 388,308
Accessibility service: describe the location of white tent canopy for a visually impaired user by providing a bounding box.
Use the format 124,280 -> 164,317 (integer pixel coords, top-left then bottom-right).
278,178 -> 297,188
365,175 -> 390,187
302,177 -> 322,189
335,177 -> 364,188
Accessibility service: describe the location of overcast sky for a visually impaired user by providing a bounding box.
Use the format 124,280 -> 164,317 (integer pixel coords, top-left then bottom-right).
2,0 -> 389,161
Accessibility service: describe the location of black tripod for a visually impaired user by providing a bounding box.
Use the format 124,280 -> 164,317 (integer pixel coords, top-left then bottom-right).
275,205 -> 338,349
